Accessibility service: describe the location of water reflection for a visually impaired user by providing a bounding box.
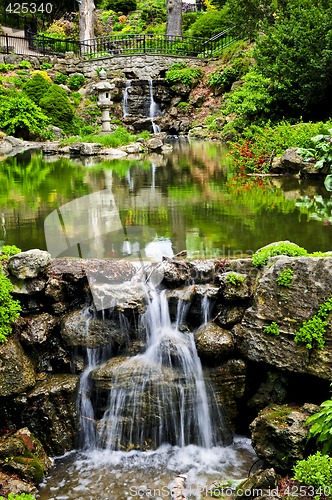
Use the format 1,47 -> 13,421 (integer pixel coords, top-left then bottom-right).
0,140 -> 332,257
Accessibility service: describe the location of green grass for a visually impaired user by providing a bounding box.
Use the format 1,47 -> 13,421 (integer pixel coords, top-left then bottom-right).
61,126 -> 150,148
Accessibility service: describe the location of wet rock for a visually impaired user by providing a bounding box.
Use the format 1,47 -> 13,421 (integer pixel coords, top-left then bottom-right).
236,468 -> 279,500
146,137 -> 163,150
120,142 -> 144,154
17,313 -> 59,344
103,147 -> 128,157
0,337 -> 36,397
195,322 -> 234,361
250,403 -> 319,471
166,284 -> 219,323
270,148 -> 309,175
216,304 -> 247,327
11,276 -> 47,295
248,371 -> 288,413
219,272 -> 251,301
0,427 -> 52,484
90,282 -> 147,313
15,374 -> 79,455
8,250 -> 51,280
61,310 -> 127,348
80,142 -> 102,155
42,142 -> 60,154
234,256 -> 332,379
0,470 -> 37,497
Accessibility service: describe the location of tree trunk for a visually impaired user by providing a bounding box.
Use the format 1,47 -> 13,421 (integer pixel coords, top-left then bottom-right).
166,0 -> 183,38
79,0 -> 95,52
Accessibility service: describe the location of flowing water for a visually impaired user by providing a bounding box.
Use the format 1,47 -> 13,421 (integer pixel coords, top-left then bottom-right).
148,79 -> 161,133
123,80 -> 132,118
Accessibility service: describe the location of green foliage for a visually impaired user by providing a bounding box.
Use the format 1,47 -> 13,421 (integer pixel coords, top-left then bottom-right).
277,268 -> 294,287
67,74 -> 85,91
209,56 -> 252,92
298,130 -> 332,191
18,60 -> 31,69
140,1 -> 166,28
0,63 -> 16,72
23,73 -> 51,105
0,245 -> 21,260
54,72 -> 68,85
40,62 -> 53,70
263,321 -> 280,336
226,272 -> 245,286
306,389 -> 332,454
252,242 -> 308,267
293,452 -> 332,489
62,126 -> 148,148
165,64 -> 203,88
71,91 -> 83,107
98,0 -> 137,14
224,0 -> 276,37
39,85 -> 74,131
0,494 -> 36,500
294,296 -> 332,350
0,268 -> 21,343
0,92 -> 50,139
188,8 -> 229,39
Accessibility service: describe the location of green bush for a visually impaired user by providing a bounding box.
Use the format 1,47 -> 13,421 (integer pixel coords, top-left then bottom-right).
252,242 -> 308,267
293,452 -> 332,490
306,389 -> 332,454
226,272 -> 245,286
294,296 -> 332,350
98,0 -> 137,14
67,74 -> 85,91
0,494 -> 36,500
0,267 -> 21,343
165,63 -> 203,88
40,62 -> 53,70
209,56 -> 252,92
0,245 -> 21,260
188,9 -> 229,39
0,93 -> 50,139
39,85 -> 74,131
18,60 -> 31,69
23,73 -> 51,105
54,72 -> 68,85
0,63 -> 16,72
277,268 -> 294,288
263,322 -> 280,336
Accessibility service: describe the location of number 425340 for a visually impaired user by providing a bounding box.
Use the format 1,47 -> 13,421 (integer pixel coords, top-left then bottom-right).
6,3 -> 53,14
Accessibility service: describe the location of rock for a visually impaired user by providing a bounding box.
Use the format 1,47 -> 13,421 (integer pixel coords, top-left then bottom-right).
15,374 -> 79,455
271,147 -> 319,176
42,142 -> 60,154
69,142 -> 83,155
236,469 -> 279,500
90,282 -> 147,313
0,337 -> 36,397
8,250 -> 51,280
234,256 -> 332,379
103,147 -> 128,158
195,322 -> 234,361
17,313 -> 58,344
166,283 -> 219,323
61,309 -> 127,348
248,371 -> 288,413
250,403 -> 319,471
216,304 -> 247,327
120,142 -> 144,154
0,470 -> 37,497
10,277 -> 47,295
0,427 -> 52,484
146,137 -> 163,150
80,142 -> 102,155
219,272 -> 251,301
0,138 -> 14,154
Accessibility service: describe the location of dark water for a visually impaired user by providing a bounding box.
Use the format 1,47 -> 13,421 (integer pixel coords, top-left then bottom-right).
0,140 -> 331,259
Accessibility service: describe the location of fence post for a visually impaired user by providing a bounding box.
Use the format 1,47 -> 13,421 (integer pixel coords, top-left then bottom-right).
143,34 -> 146,54
5,34 -> 9,54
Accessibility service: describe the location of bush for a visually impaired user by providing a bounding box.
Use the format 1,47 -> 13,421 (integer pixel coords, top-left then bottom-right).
0,63 -> 16,72
209,56 -> 252,92
39,85 -> 74,131
188,8 -> 229,39
0,245 -> 21,260
98,0 -> 137,14
40,62 -> 53,70
252,242 -> 308,267
54,72 -> 68,85
0,267 -> 21,343
294,296 -> 332,350
165,63 -> 203,88
306,389 -> 332,454
293,452 -> 332,489
0,93 -> 50,139
67,74 -> 85,90
0,495 -> 36,500
23,73 -> 51,104
18,60 -> 31,69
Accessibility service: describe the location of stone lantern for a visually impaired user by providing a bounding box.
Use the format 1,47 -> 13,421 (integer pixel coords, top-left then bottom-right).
95,69 -> 115,133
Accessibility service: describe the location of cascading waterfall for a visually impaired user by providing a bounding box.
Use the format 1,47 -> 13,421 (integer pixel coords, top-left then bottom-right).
148,79 -> 161,133
122,80 -> 131,118
79,282 -> 229,452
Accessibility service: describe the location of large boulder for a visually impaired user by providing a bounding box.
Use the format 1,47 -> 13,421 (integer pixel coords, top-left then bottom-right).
234,256 -> 332,379
17,313 -> 59,344
195,322 -> 234,362
0,337 -> 36,397
250,403 -> 319,471
8,250 -> 51,279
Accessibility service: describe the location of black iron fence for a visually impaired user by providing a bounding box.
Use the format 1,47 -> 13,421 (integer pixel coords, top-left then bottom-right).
0,29 -> 237,59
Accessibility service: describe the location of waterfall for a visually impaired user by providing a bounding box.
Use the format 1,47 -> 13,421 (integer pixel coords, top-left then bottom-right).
88,284 -> 229,451
122,80 -> 131,117
148,79 -> 161,134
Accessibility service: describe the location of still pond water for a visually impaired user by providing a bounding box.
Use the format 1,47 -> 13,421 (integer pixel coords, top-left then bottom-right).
1,139 -> 332,259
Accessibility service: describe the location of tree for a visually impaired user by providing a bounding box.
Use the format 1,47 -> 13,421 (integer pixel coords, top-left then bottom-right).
166,0 -> 183,37
79,0 -> 95,49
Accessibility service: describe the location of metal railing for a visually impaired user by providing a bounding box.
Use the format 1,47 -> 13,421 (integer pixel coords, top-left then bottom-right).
0,29 -> 238,59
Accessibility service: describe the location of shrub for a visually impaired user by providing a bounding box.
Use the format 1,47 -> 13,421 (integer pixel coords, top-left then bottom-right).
0,245 -> 21,260
226,272 -> 245,286
67,74 -> 85,90
165,63 -> 203,88
0,494 -> 36,500
293,452 -> 332,489
298,130 -> 332,191
294,296 -> 332,350
23,73 -> 51,104
252,242 -> 308,267
0,93 -> 50,139
39,85 -> 74,130
0,267 -> 21,343
18,60 -> 31,69
98,0 -> 137,14
188,8 -> 229,39
263,322 -> 280,336
277,268 -> 294,288
54,72 -> 68,85
0,63 -> 15,73
30,70 -> 52,82
40,62 -> 53,70
306,389 -> 332,454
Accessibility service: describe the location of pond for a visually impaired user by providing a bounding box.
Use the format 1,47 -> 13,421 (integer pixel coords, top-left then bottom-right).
1,139 -> 332,260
